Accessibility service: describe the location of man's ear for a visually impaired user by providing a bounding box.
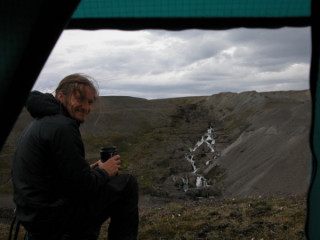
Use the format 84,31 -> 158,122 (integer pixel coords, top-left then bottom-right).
56,91 -> 65,103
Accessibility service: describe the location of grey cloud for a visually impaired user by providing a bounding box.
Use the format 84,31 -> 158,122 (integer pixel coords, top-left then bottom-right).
230,28 -> 310,69
35,27 -> 311,99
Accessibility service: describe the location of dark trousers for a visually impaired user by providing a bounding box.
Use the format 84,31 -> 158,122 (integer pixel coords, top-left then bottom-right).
22,174 -> 139,240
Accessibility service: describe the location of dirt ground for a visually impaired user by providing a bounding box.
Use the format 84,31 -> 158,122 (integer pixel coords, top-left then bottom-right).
0,195 -> 14,208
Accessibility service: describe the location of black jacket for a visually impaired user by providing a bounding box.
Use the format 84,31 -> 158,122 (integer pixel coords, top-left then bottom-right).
12,91 -> 109,223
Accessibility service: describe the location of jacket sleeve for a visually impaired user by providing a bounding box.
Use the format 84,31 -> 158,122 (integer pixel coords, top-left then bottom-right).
48,118 -> 109,198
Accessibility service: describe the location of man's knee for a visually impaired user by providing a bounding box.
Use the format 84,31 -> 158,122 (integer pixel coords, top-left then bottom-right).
127,174 -> 138,191
107,174 -> 138,196
122,175 -> 139,202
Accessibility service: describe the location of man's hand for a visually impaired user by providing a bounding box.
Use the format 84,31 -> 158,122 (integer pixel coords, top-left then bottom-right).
90,161 -> 99,169
98,155 -> 121,177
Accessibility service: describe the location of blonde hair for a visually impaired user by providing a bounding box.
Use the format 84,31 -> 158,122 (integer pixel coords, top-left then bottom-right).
55,73 -> 99,101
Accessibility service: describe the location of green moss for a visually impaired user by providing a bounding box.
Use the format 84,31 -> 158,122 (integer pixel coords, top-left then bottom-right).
133,197 -> 307,240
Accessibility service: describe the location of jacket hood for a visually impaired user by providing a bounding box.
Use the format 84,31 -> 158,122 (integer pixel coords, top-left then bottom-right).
26,91 -> 66,119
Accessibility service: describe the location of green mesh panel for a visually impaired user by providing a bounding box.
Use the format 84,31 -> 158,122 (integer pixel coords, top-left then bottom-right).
72,0 -> 311,19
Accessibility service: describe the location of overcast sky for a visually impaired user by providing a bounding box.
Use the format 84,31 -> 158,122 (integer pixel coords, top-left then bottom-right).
34,27 -> 311,99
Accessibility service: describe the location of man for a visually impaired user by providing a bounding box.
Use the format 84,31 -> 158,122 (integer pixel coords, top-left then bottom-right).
12,73 -> 139,240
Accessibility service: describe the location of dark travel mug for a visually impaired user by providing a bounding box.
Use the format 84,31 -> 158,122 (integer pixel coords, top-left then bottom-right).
100,146 -> 118,162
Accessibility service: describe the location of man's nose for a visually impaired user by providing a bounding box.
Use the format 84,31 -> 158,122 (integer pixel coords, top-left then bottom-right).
81,102 -> 91,112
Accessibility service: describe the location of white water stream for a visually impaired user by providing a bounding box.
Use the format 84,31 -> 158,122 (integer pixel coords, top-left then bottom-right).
173,127 -> 217,192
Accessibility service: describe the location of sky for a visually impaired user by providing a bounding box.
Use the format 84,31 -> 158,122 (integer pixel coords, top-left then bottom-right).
34,27 -> 311,99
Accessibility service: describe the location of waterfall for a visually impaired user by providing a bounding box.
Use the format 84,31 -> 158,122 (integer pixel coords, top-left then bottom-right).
173,127 -> 217,191
191,127 -> 216,188
185,154 -> 199,173
196,176 -> 209,188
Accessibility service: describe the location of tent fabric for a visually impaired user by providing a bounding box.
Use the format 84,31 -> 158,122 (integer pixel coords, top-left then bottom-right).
72,0 -> 310,18
0,0 -> 80,151
306,1 -> 320,237
68,0 -> 311,30
1,0 -> 319,239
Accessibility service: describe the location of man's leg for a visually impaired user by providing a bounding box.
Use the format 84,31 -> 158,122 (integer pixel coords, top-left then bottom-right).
80,174 -> 139,240
22,175 -> 139,240
107,174 -> 139,240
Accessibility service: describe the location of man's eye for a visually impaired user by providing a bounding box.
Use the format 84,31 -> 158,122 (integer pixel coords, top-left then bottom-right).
76,96 -> 86,102
77,96 -> 93,105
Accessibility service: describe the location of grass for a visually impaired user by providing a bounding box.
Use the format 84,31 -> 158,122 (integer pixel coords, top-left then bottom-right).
134,196 -> 307,240
97,196 -> 306,240
0,196 -> 307,240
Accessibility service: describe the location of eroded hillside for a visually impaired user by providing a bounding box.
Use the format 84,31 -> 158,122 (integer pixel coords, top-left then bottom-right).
0,90 -> 311,202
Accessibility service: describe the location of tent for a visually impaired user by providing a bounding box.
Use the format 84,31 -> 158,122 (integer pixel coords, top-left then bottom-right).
1,0 -> 319,238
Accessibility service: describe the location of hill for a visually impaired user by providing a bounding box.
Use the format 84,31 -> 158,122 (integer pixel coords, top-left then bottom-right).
0,90 -> 311,205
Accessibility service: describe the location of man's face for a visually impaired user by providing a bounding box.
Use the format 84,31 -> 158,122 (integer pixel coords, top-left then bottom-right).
58,85 -> 95,123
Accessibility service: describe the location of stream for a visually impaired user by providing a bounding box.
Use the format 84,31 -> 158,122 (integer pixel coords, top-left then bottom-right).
173,127 -> 218,192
